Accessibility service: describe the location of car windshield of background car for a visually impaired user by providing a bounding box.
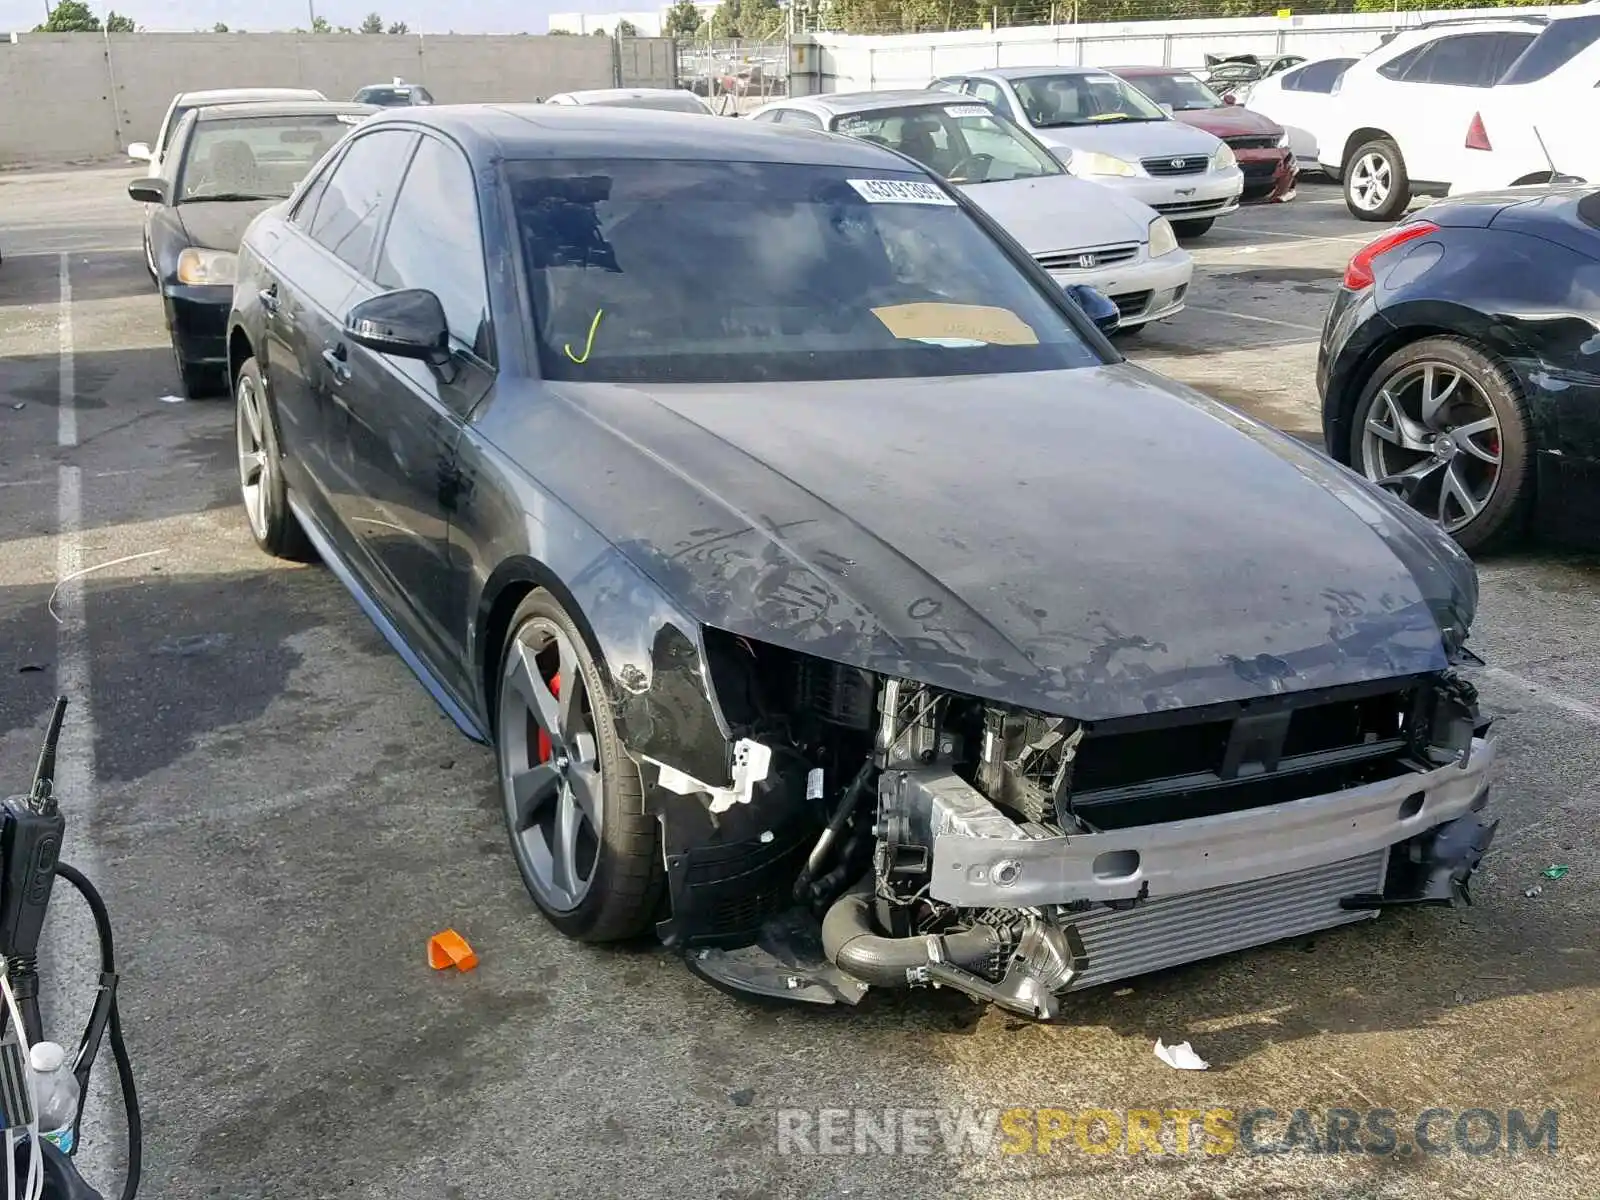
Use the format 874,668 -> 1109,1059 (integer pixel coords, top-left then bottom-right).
1124,72 -> 1226,112
356,87 -> 413,105
589,92 -> 711,113
508,157 -> 1103,385
178,114 -> 356,202
834,104 -> 1064,184
1014,73 -> 1169,127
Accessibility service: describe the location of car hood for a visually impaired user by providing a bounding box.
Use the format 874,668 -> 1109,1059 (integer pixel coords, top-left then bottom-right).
513,364 -> 1476,722
959,175 -> 1153,251
174,199 -> 278,252
1169,103 -> 1282,138
1027,118 -> 1221,159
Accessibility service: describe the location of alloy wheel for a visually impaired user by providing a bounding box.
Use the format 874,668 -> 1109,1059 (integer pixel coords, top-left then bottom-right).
1349,152 -> 1391,213
1360,361 -> 1502,533
499,619 -> 604,913
236,372 -> 270,541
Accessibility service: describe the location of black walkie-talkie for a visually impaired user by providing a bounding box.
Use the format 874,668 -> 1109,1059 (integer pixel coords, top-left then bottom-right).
0,699 -> 69,1040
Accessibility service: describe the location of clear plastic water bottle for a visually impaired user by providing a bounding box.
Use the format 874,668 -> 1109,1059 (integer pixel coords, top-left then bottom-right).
28,1042 -> 79,1154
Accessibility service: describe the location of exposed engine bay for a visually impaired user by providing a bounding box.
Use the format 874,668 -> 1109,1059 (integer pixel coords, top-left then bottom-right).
638,631 -> 1500,1021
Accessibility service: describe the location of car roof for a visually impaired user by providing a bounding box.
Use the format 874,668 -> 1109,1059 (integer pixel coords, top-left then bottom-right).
786,89 -> 974,115
176,87 -> 325,104
355,103 -> 907,168
962,66 -> 1108,82
192,100 -> 378,121
551,88 -> 699,103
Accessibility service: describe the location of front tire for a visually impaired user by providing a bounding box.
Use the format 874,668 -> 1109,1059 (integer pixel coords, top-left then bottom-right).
496,591 -> 663,943
1349,335 -> 1532,554
1345,137 -> 1410,222
1172,217 -> 1215,238
235,357 -> 312,561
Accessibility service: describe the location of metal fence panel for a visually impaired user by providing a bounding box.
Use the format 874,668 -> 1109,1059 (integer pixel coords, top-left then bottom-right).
675,37 -> 791,113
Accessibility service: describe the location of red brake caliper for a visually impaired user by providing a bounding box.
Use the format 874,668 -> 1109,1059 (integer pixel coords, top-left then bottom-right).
536,674 -> 560,764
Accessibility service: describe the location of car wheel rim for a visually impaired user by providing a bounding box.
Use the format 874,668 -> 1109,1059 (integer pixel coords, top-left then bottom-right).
236,373 -> 270,540
499,619 -> 603,913
1350,152 -> 1391,211
1360,361 -> 1502,534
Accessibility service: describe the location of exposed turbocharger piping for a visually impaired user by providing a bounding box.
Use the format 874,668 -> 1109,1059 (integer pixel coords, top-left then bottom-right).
820,889 -> 1001,987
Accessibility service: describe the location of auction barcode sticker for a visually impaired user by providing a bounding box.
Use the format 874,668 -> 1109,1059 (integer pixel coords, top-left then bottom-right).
847,178 -> 957,205
945,104 -> 992,118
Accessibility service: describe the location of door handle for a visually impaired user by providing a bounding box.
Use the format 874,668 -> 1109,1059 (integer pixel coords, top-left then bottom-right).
321,343 -> 351,384
259,284 -> 280,315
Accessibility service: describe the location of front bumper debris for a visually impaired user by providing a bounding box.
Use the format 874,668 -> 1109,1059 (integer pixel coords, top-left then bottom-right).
925,733 -> 1497,909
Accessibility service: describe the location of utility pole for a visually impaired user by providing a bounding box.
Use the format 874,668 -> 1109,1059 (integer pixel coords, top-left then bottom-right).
308,0 -> 317,28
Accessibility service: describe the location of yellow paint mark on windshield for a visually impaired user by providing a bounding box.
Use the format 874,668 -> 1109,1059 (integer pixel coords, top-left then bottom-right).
871,303 -> 1039,346
565,308 -> 604,363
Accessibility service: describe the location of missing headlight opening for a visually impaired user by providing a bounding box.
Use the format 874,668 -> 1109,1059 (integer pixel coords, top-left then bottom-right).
667,631 -> 1498,1021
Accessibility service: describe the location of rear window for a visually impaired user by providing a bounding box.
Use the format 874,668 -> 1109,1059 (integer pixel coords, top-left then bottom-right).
1281,57 -> 1356,93
507,158 -> 1102,385
1499,13 -> 1600,83
356,88 -> 413,105
831,104 -> 1062,184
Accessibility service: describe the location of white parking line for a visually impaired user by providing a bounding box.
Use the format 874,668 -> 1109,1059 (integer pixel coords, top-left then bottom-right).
1215,226 -> 1374,244
1484,667 -> 1600,726
1185,306 -> 1324,333
57,253 -> 76,450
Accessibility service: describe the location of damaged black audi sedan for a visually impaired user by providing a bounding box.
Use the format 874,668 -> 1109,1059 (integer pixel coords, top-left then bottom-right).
227,105 -> 1499,1020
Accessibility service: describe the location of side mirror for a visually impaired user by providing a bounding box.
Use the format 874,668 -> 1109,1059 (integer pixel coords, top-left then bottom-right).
1064,284 -> 1120,335
1223,93 -> 1239,106
1158,102 -> 1174,116
127,178 -> 168,205
345,289 -> 451,366
127,142 -> 152,161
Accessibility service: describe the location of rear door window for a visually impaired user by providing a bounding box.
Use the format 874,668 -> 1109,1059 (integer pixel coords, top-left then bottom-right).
1408,33 -> 1527,87
1377,44 -> 1429,81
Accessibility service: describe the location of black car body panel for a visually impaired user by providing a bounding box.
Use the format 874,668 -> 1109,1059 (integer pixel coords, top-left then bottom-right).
1318,189 -> 1600,547
468,366 -> 1471,728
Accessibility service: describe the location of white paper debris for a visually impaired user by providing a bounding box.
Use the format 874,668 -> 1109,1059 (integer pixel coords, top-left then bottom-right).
159,395 -> 186,404
1154,1038 -> 1209,1070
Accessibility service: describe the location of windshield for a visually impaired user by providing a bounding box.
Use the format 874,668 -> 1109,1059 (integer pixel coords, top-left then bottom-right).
1013,72 -> 1169,127
177,114 -> 356,201
507,158 -> 1101,385
832,103 -> 1063,184
1121,72 -> 1224,111
158,106 -> 193,156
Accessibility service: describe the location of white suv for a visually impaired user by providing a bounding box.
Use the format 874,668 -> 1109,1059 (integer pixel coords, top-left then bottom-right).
1317,16 -> 1545,220
1449,8 -> 1600,196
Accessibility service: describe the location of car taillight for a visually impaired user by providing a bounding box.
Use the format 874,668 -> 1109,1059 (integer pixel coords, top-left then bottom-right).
1343,220 -> 1440,290
1465,112 -> 1492,151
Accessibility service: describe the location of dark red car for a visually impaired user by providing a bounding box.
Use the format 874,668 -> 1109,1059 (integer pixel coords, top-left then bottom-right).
1110,66 -> 1296,204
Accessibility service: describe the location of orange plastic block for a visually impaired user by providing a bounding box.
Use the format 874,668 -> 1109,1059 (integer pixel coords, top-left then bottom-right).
428,929 -> 478,972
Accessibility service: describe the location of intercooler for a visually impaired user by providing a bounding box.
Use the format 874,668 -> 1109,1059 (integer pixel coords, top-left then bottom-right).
1066,848 -> 1389,991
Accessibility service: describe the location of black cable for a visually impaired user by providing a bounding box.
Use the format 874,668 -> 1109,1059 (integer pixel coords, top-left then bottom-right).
53,864 -> 140,1200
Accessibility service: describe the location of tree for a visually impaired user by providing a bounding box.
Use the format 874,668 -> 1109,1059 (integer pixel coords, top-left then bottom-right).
615,17 -> 639,35
387,20 -> 409,32
104,9 -> 135,30
591,26 -> 607,34
34,1 -> 101,31
360,11 -> 383,32
710,0 -> 780,39
664,0 -> 703,35
310,15 -> 331,31
212,21 -> 229,30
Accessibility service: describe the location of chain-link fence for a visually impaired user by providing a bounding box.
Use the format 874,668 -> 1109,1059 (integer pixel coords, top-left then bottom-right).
676,37 -> 790,113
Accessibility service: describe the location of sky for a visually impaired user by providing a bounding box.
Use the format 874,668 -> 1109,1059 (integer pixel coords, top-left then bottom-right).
0,0 -> 627,33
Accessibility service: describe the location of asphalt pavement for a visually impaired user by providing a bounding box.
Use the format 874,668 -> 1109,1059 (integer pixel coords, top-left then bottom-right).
0,166 -> 1597,1199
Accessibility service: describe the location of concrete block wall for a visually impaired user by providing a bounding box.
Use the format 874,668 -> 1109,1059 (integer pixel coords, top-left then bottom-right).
0,32 -> 676,165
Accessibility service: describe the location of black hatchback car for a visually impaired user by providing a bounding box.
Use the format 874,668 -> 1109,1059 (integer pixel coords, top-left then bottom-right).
129,100 -> 375,397
225,105 -> 1497,1022
1319,186 -> 1600,553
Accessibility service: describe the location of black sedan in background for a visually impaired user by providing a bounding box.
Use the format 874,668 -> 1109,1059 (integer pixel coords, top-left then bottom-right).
1319,187 -> 1600,553
224,106 -> 1494,1021
129,99 -> 375,397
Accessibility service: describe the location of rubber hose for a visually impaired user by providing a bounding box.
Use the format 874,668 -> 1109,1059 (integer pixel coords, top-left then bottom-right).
821,890 -> 1001,987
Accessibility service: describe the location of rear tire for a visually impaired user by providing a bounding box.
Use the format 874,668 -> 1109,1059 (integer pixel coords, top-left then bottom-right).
1344,137 -> 1410,222
495,591 -> 663,943
1348,335 -> 1532,554
1173,217 -> 1215,238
